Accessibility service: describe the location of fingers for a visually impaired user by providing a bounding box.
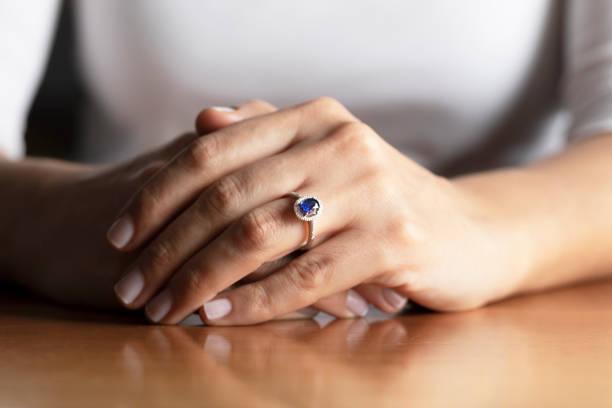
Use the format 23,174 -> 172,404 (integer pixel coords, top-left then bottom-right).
230,254 -> 375,320
198,230 -> 380,326
126,100 -> 268,178
239,257 -> 373,320
355,284 -> 408,314
195,100 -> 277,135
303,284 -> 408,319
309,290 -> 370,319
194,107 -> 242,135
273,307 -> 319,321
113,135 -> 352,311
120,132 -> 198,181
146,132 -> 200,163
133,100 -> 275,168
107,97 -> 355,252
239,254 -> 297,284
140,189 -> 349,324
107,101 -> 276,251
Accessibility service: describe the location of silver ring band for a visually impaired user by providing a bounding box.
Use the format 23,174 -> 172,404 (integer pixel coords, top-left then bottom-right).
287,192 -> 322,249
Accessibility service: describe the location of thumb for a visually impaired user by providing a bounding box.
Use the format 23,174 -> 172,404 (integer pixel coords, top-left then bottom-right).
195,99 -> 277,135
120,100 -> 278,188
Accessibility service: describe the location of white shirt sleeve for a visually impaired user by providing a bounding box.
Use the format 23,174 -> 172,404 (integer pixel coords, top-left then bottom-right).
0,1 -> 59,158
564,0 -> 612,141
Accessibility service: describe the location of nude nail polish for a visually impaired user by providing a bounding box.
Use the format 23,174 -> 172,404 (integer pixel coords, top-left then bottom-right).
210,106 -> 235,112
203,298 -> 232,320
145,289 -> 172,323
114,268 -> 144,304
383,288 -> 408,309
107,215 -> 134,249
346,290 -> 369,317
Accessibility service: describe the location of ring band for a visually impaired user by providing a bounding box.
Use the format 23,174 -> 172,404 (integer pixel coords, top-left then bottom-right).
287,192 -> 322,249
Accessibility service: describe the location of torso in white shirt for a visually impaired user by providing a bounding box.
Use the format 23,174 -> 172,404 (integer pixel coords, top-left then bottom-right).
73,0 -> 566,173
5,1 -> 612,173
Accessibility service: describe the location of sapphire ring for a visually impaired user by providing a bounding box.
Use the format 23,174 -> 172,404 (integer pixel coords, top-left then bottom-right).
287,192 -> 322,249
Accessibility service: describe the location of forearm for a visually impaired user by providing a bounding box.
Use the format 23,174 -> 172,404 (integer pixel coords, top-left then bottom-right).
455,133 -> 612,295
0,157 -> 89,282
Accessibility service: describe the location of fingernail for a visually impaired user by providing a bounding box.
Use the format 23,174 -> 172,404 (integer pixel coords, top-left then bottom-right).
346,290 -> 369,317
114,268 -> 144,304
145,289 -> 173,323
107,215 -> 134,249
203,298 -> 232,320
210,106 -> 235,112
383,288 -> 408,309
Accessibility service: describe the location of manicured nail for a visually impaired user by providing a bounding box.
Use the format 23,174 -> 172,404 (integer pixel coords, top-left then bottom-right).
203,298 -> 232,320
107,215 -> 134,249
145,289 -> 172,323
383,288 -> 408,309
210,106 -> 235,112
114,268 -> 144,304
346,290 -> 369,317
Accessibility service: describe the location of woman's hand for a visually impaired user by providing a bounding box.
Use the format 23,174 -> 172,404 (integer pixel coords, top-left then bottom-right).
3,103 -> 272,309
110,97 -> 524,325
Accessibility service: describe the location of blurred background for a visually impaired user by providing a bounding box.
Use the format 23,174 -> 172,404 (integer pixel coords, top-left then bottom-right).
25,0 -> 82,159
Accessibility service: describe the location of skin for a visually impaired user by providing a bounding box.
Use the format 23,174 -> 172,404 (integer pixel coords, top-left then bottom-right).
0,132 -> 199,308
0,101 -> 382,319
3,97 -> 612,325
100,97 -> 612,326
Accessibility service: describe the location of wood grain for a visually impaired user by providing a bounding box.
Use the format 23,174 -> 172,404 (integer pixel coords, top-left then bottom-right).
2,280 -> 612,407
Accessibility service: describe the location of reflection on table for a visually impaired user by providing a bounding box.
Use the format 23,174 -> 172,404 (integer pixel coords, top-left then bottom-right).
2,281 -> 612,407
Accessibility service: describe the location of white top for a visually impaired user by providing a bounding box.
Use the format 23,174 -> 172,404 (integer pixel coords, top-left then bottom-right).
2,1 -> 612,173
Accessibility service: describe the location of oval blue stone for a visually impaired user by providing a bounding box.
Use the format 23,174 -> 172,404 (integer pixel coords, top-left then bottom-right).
300,198 -> 320,216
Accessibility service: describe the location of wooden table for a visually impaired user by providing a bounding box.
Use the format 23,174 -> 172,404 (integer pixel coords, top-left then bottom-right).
2,281 -> 612,408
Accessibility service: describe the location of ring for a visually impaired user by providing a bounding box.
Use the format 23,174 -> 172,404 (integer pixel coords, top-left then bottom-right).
287,192 -> 322,249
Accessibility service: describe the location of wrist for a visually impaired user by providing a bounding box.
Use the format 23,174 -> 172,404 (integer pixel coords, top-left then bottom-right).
0,158 -> 94,283
451,168 -> 537,300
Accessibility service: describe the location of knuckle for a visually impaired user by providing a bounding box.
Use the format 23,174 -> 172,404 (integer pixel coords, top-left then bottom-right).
310,96 -> 342,111
391,219 -> 423,246
185,136 -> 219,169
286,255 -> 334,292
207,175 -> 243,217
136,161 -> 164,184
130,185 -> 161,224
239,207 -> 281,250
145,239 -> 176,271
329,121 -> 380,156
328,121 -> 362,144
378,218 -> 423,269
182,264 -> 209,297
244,99 -> 276,112
248,284 -> 276,319
165,132 -> 197,154
303,96 -> 353,119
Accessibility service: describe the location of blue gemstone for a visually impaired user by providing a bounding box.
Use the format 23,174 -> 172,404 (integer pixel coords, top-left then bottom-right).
300,198 -> 320,216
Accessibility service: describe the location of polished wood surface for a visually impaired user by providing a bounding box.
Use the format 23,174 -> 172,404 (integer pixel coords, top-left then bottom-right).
2,281 -> 612,408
